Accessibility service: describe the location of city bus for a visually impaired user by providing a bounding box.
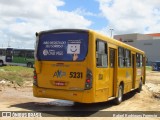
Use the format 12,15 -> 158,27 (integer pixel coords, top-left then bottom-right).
33,29 -> 146,104
0,47 -> 34,67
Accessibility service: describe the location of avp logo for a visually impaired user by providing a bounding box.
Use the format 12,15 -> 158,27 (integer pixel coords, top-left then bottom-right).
53,70 -> 66,78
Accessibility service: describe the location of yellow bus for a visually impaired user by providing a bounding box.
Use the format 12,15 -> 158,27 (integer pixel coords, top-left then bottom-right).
33,29 -> 146,104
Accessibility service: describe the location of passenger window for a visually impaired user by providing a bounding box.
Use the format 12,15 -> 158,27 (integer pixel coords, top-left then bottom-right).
125,49 -> 131,67
118,47 -> 125,67
96,40 -> 108,67
140,54 -> 143,67
136,53 -> 143,67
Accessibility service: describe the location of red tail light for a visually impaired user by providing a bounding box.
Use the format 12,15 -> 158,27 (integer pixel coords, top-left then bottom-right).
33,75 -> 37,79
85,69 -> 92,90
33,69 -> 38,86
86,79 -> 91,83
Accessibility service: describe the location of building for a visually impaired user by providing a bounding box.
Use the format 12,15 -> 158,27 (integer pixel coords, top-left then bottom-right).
114,33 -> 160,65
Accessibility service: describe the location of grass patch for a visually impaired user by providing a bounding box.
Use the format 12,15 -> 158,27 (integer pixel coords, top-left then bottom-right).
146,66 -> 152,71
0,66 -> 33,86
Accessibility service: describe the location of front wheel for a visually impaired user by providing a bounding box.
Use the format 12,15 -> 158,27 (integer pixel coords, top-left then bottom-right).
114,84 -> 123,105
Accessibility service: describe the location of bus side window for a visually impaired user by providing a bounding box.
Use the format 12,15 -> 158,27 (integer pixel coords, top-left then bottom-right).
0,49 -> 2,56
136,53 -> 142,67
125,49 -> 131,67
96,40 -> 108,67
118,47 -> 125,67
26,51 -> 33,58
140,55 -> 143,67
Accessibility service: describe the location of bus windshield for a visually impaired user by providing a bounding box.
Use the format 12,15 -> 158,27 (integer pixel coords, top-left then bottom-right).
37,32 -> 88,61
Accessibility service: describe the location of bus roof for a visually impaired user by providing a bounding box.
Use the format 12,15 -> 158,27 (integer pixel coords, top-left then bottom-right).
36,29 -> 88,37
36,29 -> 145,55
89,29 -> 145,54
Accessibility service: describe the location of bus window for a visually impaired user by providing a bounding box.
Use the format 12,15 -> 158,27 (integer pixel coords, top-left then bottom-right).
14,50 -> 26,57
37,32 -> 88,61
0,49 -> 5,56
136,53 -> 143,67
96,40 -> 108,67
0,49 -> 1,55
26,51 -> 34,59
140,55 -> 143,67
14,50 -> 20,57
118,47 -> 125,67
125,49 -> 131,67
6,49 -> 12,56
6,48 -> 13,62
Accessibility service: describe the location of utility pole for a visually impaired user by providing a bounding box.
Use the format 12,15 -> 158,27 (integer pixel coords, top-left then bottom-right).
110,28 -> 114,38
8,40 -> 10,47
8,37 -> 12,47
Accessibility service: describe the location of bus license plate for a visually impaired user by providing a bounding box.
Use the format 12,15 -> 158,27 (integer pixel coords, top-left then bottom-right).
55,81 -> 65,86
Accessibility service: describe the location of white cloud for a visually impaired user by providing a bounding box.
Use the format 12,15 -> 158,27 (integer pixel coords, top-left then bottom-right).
73,8 -> 100,17
0,0 -> 92,48
97,0 -> 160,35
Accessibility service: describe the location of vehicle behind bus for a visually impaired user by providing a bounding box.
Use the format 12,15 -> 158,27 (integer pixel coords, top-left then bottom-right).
152,61 -> 160,71
0,48 -> 34,67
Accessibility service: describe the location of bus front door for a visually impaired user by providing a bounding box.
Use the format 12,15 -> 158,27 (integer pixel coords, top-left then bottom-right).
5,48 -> 13,62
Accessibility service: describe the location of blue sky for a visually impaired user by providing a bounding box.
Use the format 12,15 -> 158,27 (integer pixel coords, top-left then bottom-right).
0,0 -> 160,48
59,0 -> 108,29
59,0 -> 100,13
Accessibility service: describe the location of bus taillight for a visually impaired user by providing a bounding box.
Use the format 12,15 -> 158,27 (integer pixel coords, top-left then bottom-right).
86,79 -> 91,83
85,69 -> 92,90
33,75 -> 37,79
33,69 -> 38,86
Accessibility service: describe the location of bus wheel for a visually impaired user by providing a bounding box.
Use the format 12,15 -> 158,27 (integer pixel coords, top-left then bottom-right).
0,60 -> 3,67
137,80 -> 142,93
27,62 -> 33,68
114,84 -> 123,105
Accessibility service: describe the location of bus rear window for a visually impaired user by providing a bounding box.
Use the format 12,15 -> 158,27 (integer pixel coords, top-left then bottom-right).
37,32 -> 88,61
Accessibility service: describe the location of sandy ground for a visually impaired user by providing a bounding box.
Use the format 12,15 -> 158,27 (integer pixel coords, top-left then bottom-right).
0,71 -> 160,120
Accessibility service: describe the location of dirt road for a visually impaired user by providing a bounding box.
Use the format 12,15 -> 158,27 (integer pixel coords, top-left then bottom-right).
0,71 -> 160,119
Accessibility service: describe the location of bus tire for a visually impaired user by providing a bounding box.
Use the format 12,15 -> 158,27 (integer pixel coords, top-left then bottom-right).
114,84 -> 123,105
27,62 -> 33,68
137,80 -> 142,93
0,60 -> 3,67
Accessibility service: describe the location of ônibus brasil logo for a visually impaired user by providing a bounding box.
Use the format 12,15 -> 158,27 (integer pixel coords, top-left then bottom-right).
53,70 -> 66,78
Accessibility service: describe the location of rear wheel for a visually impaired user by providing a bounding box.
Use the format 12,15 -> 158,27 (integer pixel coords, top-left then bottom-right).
114,84 -> 123,105
27,62 -> 33,68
